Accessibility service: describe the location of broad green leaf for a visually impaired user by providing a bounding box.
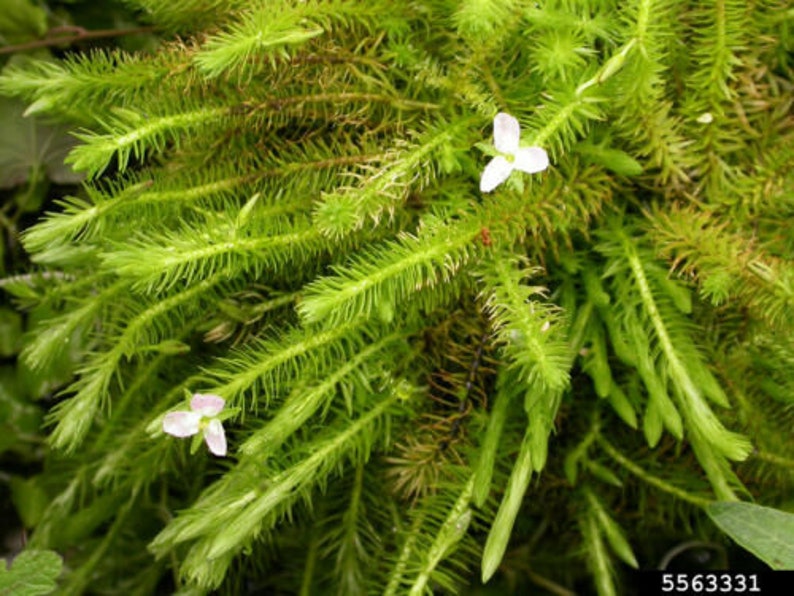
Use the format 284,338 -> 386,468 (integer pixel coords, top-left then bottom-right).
0,549 -> 62,596
0,97 -> 83,190
10,476 -> 50,528
0,308 -> 23,357
0,366 -> 22,408
0,365 -> 43,457
0,0 -> 47,43
707,502 -> 794,570
12,167 -> 48,213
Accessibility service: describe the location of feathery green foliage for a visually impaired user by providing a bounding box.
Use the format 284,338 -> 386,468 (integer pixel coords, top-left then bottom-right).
1,0 -> 793,593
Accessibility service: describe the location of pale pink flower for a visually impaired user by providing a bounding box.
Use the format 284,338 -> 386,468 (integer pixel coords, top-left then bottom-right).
163,393 -> 227,456
480,112 -> 549,193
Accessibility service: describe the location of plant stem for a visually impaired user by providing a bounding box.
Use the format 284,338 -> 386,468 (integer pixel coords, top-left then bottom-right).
597,436 -> 712,508
0,26 -> 156,55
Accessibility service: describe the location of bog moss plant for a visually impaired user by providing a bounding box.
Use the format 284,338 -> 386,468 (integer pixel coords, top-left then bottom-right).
1,0 -> 793,593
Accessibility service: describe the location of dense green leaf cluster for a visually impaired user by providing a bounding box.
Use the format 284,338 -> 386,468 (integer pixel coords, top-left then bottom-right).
1,0 -> 793,593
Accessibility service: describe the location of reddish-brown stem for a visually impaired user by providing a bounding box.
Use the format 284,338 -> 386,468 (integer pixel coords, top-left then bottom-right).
0,25 -> 156,55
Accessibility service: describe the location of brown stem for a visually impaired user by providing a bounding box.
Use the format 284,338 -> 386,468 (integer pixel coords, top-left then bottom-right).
45,25 -> 88,37
0,25 -> 156,55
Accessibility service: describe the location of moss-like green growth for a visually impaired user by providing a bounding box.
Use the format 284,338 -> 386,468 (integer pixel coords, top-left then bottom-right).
1,0 -> 793,593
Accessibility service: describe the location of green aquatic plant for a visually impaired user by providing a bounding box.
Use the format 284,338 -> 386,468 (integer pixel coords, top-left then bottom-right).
1,0 -> 793,593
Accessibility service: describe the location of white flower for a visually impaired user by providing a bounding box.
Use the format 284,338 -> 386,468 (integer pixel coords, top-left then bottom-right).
163,393 -> 227,456
480,112 -> 549,193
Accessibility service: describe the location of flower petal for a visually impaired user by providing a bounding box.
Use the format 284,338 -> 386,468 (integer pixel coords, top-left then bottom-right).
190,393 -> 225,417
493,112 -> 520,154
163,411 -> 201,437
480,156 -> 513,192
513,147 -> 549,174
204,419 -> 227,457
